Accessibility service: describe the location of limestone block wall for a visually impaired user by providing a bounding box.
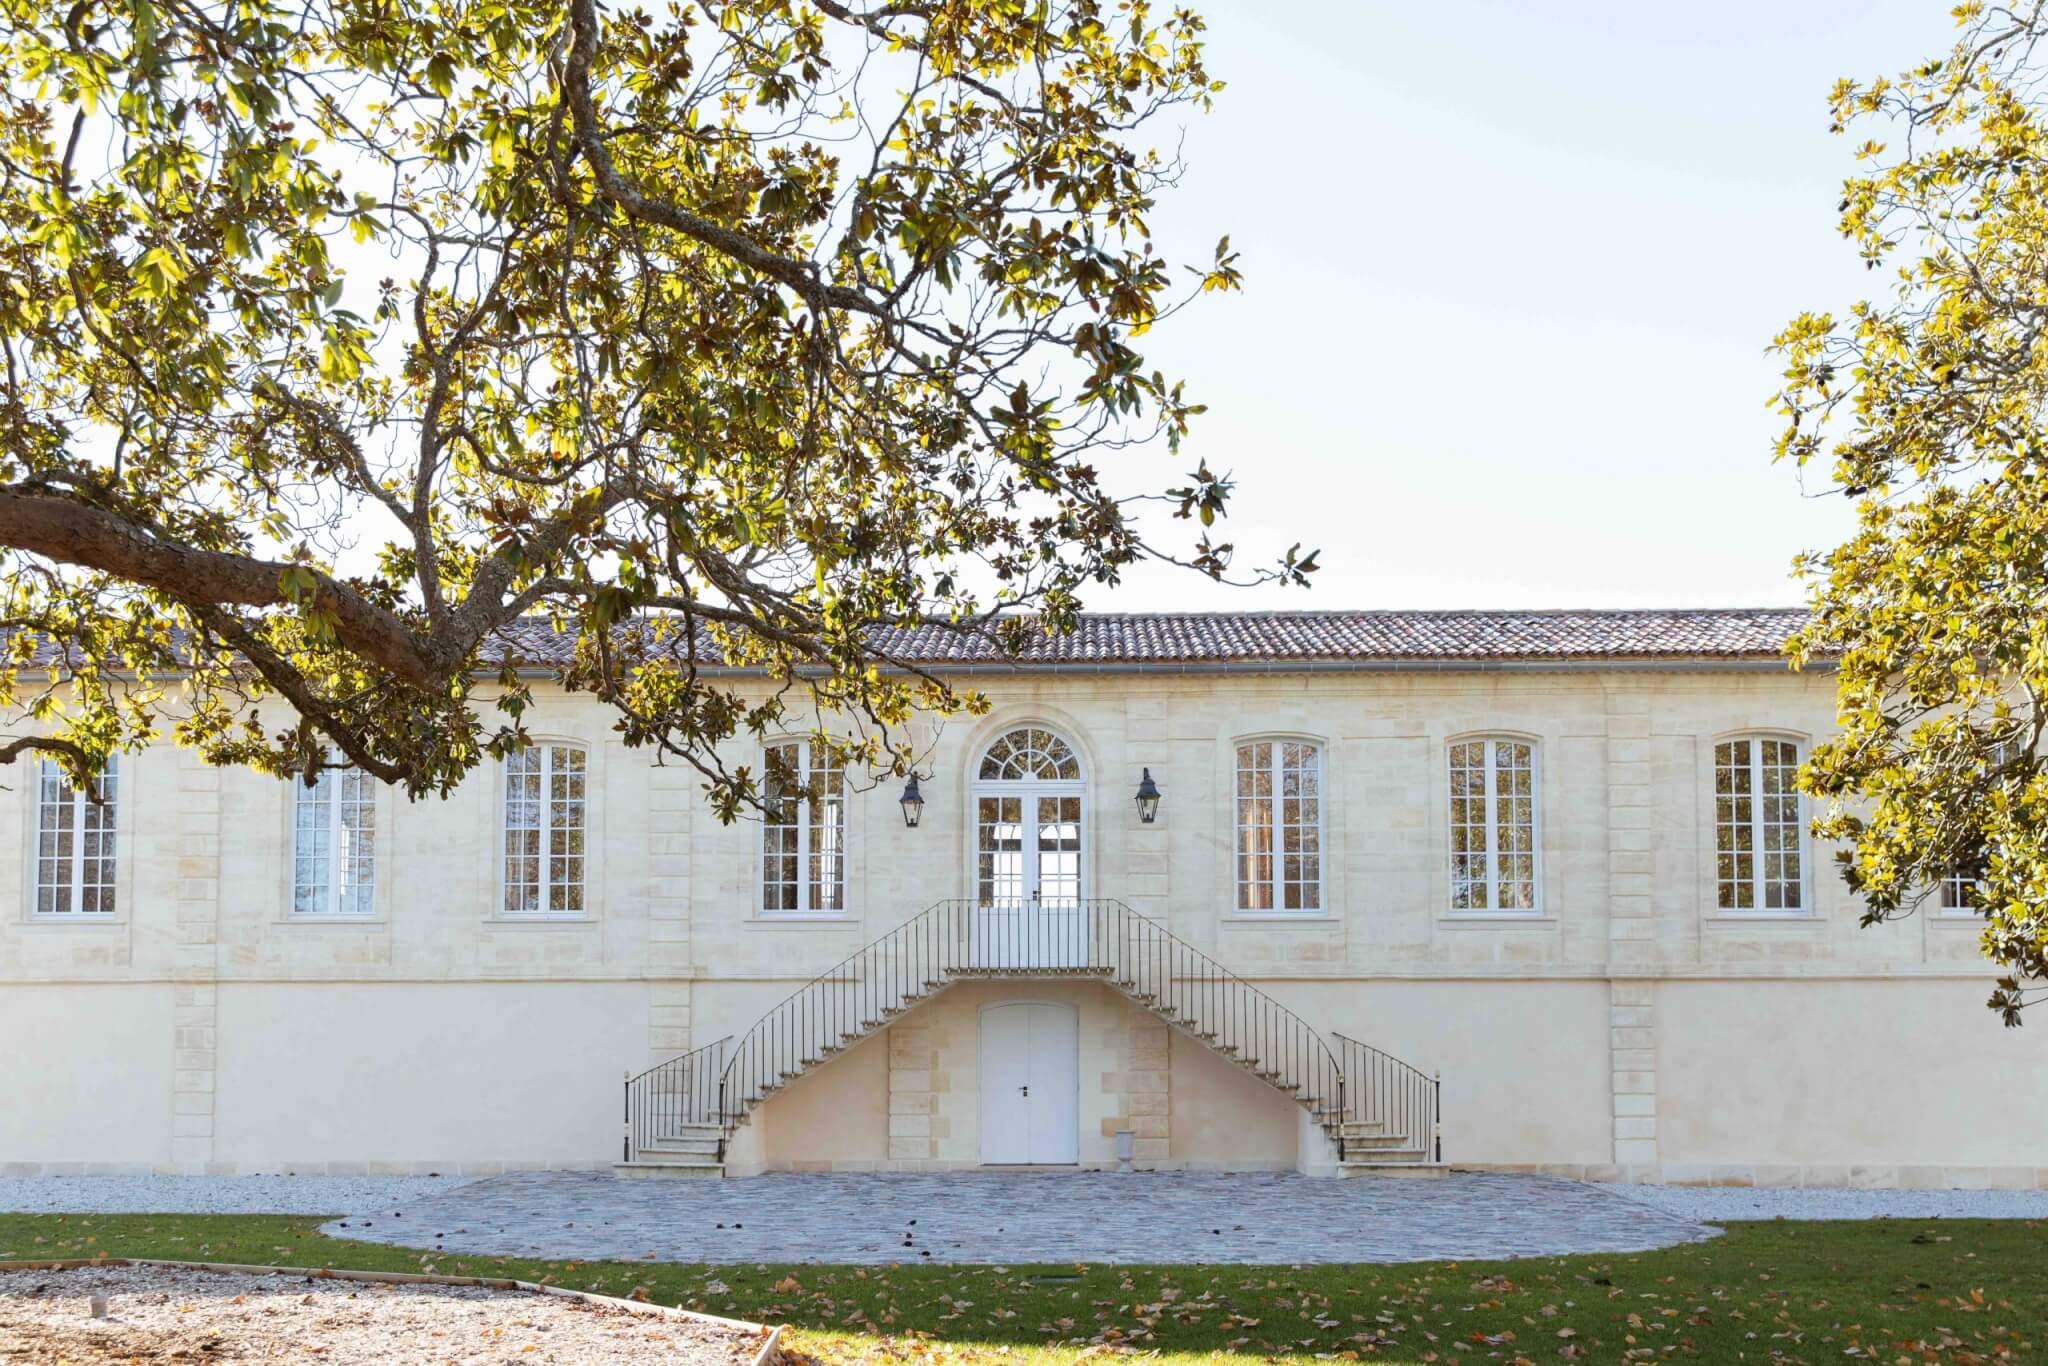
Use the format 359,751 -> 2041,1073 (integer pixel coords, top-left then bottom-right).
1100,1009 -> 1171,1164
885,1013 -> 944,1164
5,663 -> 2048,1180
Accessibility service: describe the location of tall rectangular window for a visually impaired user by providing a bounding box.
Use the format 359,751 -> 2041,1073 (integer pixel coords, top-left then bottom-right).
1235,739 -> 1321,912
1449,738 -> 1538,912
34,756 -> 117,917
503,744 -> 586,916
762,740 -> 846,914
1940,738 -> 2020,915
292,763 -> 377,916
1715,736 -> 1803,911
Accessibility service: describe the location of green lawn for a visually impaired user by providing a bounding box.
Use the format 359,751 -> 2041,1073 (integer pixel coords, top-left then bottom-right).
0,1213 -> 2040,1362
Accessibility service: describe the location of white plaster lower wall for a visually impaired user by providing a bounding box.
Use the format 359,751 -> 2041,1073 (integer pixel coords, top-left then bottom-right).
212,982 -> 648,1170
1167,1030 -> 1300,1167
4,985 -> 176,1170
1273,980 -> 1616,1167
20,976 -> 2048,1178
1657,979 -> 2048,1176
756,1029 -> 890,1170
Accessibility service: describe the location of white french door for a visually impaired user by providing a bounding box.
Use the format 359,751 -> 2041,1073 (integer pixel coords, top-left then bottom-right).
978,1002 -> 1080,1164
973,788 -> 1086,967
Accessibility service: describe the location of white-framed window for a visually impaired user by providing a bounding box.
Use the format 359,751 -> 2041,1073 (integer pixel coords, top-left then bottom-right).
502,743 -> 586,916
1940,738 -> 2022,916
291,761 -> 377,916
1448,737 -> 1539,913
762,740 -> 846,914
1714,735 -> 1804,912
1939,866 -> 1983,915
1235,738 -> 1322,912
32,755 -> 118,918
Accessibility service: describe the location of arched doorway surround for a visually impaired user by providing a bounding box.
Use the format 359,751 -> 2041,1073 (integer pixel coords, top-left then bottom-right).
971,726 -> 1087,968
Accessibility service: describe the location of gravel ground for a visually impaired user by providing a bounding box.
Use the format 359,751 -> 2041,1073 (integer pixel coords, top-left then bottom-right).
1602,1183 -> 2048,1222
0,1174 -> 482,1216
0,1263 -> 767,1365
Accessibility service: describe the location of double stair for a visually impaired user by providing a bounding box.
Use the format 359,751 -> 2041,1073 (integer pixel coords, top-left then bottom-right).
621,898 -> 1442,1178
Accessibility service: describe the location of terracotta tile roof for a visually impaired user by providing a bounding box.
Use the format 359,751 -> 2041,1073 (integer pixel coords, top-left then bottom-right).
9,609 -> 1806,674
489,608 -> 1807,669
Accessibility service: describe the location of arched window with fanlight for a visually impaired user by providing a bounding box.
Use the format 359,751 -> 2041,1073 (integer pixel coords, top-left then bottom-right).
974,727 -> 1083,908
977,726 -> 1082,782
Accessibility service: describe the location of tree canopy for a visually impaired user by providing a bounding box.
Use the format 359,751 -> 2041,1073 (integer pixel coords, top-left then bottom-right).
0,0 -> 1307,815
1773,0 -> 2048,1021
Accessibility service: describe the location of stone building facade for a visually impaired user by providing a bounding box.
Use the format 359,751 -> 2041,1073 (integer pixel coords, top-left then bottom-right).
6,609 -> 2045,1185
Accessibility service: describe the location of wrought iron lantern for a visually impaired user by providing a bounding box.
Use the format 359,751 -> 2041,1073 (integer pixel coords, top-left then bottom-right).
898,773 -> 926,829
1134,768 -> 1161,824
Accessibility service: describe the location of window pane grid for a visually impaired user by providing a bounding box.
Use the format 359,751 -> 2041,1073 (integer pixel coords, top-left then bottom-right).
977,795 -> 1025,904
762,741 -> 846,914
1236,740 -> 1320,912
291,763 -> 377,915
1716,737 -> 1803,912
977,727 -> 1081,781
502,745 -> 586,916
1449,739 -> 1537,913
35,756 -> 117,917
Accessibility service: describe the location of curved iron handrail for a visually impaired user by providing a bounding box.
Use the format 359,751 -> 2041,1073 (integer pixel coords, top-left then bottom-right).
623,1034 -> 729,1161
1331,1031 -> 1441,1163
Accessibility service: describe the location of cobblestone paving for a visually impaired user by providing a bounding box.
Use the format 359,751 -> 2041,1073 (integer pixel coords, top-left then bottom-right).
320,1170 -> 1717,1265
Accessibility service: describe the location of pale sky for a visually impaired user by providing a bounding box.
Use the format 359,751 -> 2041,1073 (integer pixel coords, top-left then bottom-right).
1101,0 -> 1940,612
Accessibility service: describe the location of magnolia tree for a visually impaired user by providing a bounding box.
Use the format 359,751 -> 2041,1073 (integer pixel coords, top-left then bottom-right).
0,0 -> 1309,815
1774,1 -> 2048,1021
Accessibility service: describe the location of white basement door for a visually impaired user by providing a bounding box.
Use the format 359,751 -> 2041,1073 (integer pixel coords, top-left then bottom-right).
977,1002 -> 1080,1164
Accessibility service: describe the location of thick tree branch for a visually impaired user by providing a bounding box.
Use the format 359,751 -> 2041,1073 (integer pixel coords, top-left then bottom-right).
0,486 -> 434,688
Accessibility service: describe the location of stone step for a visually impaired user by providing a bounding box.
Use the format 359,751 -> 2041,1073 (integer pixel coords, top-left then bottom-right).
1338,1159 -> 1449,1180
645,1132 -> 722,1151
1344,1132 -> 1415,1149
614,1159 -> 725,1180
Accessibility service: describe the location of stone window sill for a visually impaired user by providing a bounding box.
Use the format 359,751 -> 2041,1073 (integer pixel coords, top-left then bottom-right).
1218,914 -> 1337,928
745,915 -> 860,929
482,916 -> 599,929
1703,914 -> 1819,925
19,918 -> 126,929
1929,914 -> 1987,928
1436,915 -> 1558,929
278,916 -> 388,927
